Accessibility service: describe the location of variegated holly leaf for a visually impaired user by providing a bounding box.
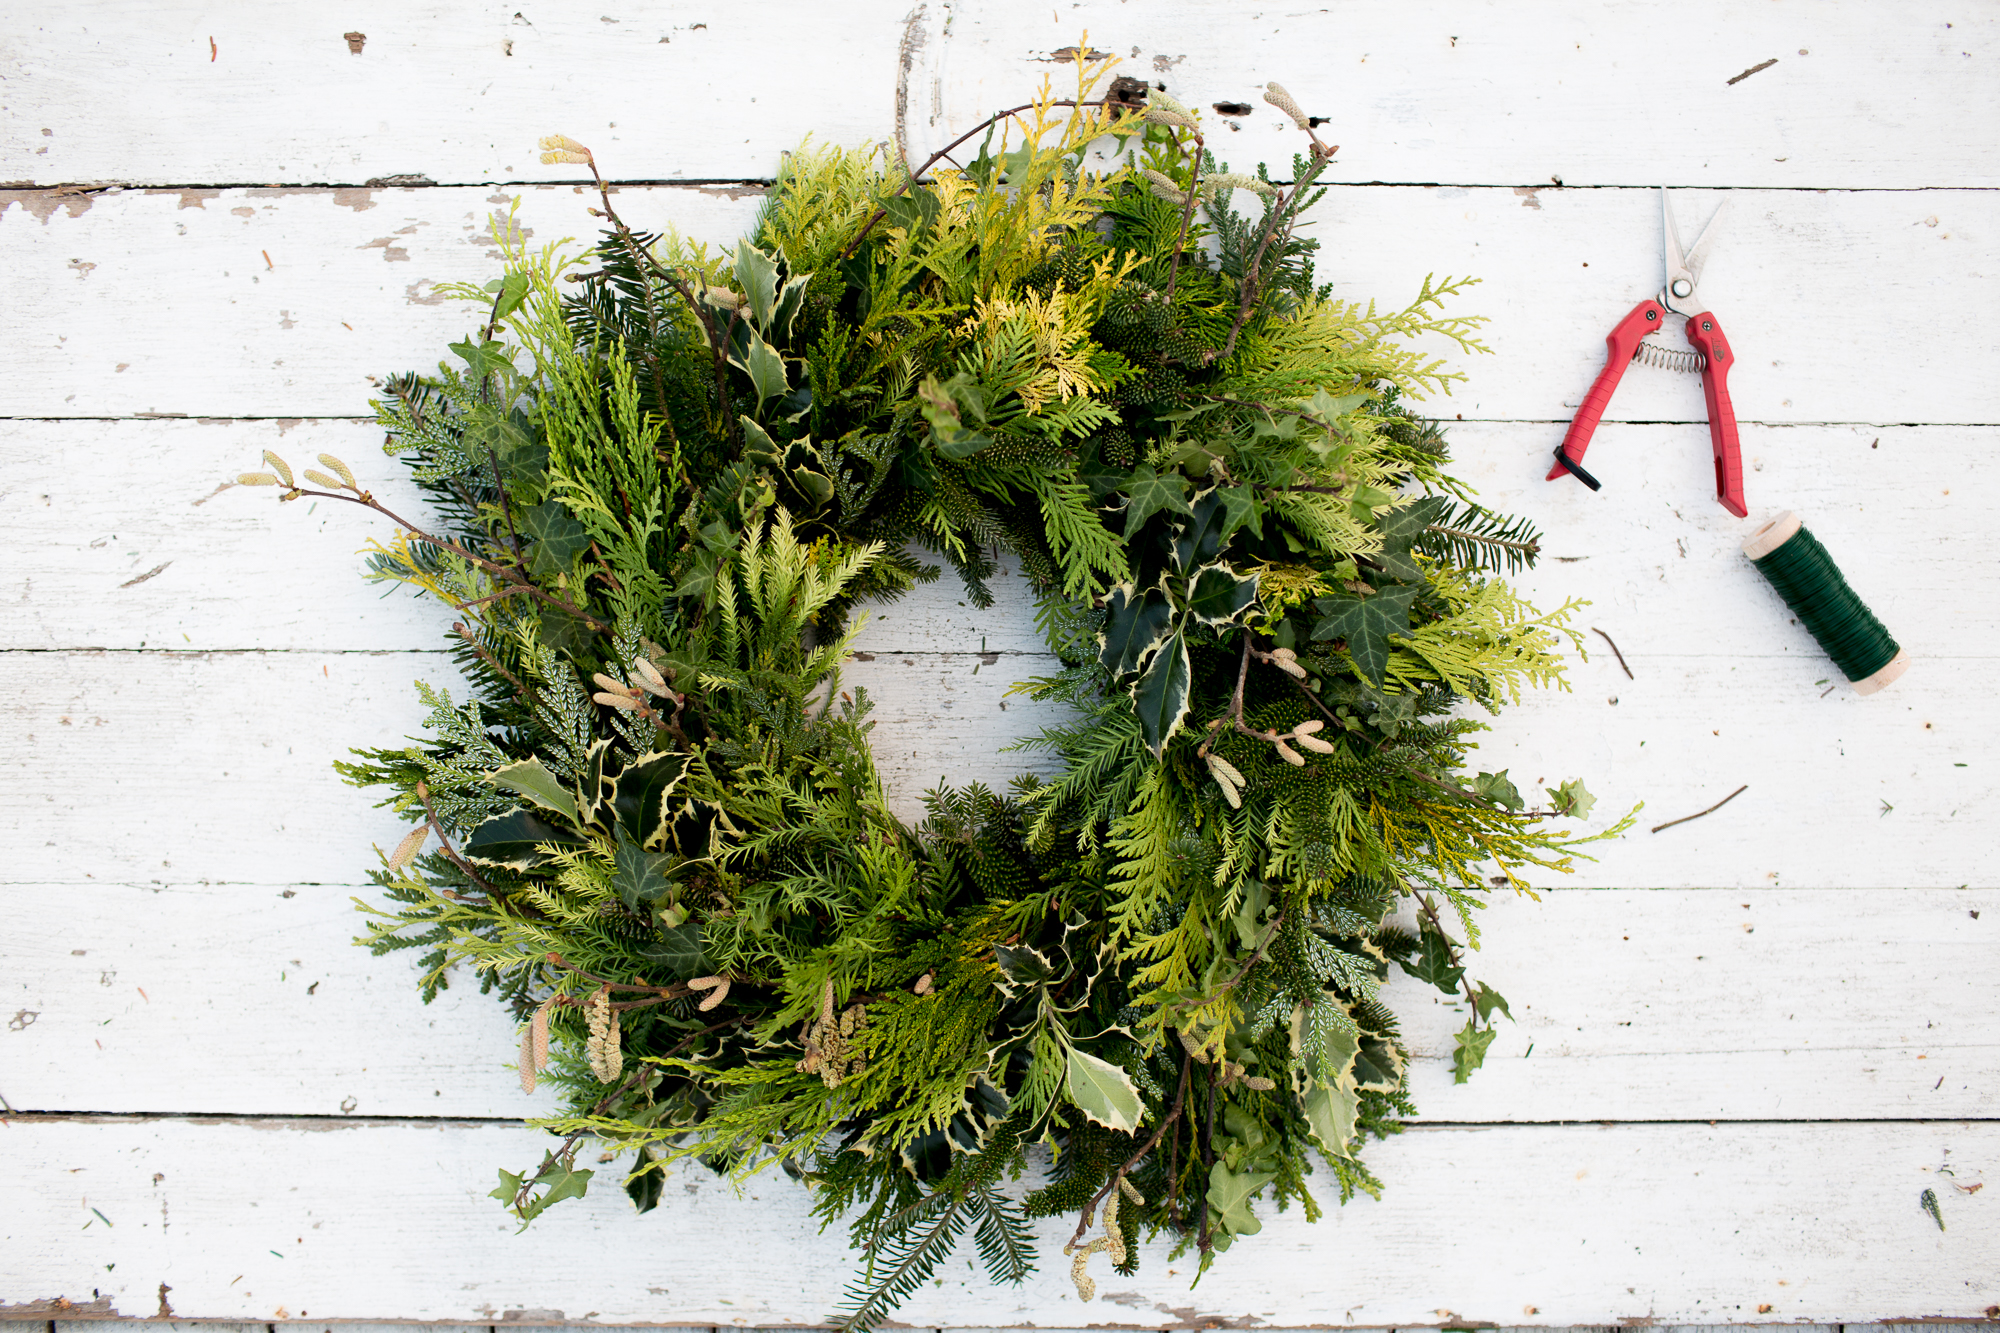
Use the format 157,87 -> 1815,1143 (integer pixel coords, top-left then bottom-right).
992,943 -> 1056,998
1171,489 -> 1230,571
1187,561 -> 1259,627
1131,631 -> 1191,756
1064,1048 -> 1143,1132
733,242 -> 779,330
1098,584 -> 1174,677
729,334 -> 789,411
1310,582 -> 1419,685
463,807 -> 585,869
612,751 -> 690,850
1352,1033 -> 1405,1093
484,755 -> 578,824
1301,1075 -> 1360,1160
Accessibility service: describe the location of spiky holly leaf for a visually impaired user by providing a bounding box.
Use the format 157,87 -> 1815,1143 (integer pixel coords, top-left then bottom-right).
1097,584 -> 1174,677
729,334 -> 789,411
612,751 -> 690,850
1310,582 -> 1419,684
1171,490 -> 1230,571
1065,1048 -> 1144,1132
1452,1017 -> 1498,1083
1301,1076 -> 1360,1160
1353,1033 -> 1405,1093
484,755 -> 578,824
463,807 -> 585,869
1130,631 -> 1191,756
1117,465 -> 1192,539
1187,561 -> 1259,627
733,242 -> 780,329
521,500 -> 591,579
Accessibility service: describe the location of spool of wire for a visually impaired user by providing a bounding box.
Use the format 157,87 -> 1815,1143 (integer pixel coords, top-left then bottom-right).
1742,512 -> 1908,695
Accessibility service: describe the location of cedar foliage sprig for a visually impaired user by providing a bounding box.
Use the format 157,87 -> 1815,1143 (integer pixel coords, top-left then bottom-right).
239,50 -> 1634,1329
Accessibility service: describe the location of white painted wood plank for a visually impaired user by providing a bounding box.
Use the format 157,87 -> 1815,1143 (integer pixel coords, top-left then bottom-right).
3,183 -> 1992,424
4,3 -> 1995,190
5,417 -> 1991,657
6,882 -> 1991,1122
1,1117 -> 1992,1323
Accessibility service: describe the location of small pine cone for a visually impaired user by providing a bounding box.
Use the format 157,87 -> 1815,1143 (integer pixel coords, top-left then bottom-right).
1263,81 -> 1310,130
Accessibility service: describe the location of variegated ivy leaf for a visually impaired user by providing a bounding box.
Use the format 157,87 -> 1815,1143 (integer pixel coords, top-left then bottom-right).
1310,582 -> 1419,685
1130,631 -> 1191,757
484,755 -> 579,824
1064,1047 -> 1144,1132
1187,561 -> 1260,628
1097,584 -> 1174,677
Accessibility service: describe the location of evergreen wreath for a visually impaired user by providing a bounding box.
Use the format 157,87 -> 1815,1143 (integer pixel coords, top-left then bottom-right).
241,57 -> 1629,1327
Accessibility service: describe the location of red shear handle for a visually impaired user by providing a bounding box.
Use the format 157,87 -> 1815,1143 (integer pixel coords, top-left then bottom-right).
1683,313 -> 1748,517
1546,300 -> 1669,483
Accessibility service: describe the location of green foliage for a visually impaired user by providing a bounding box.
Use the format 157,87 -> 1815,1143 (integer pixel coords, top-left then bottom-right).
246,53 -> 1637,1333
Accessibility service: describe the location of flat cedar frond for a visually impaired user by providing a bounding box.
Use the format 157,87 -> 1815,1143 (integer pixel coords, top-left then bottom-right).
268,52 -> 1621,1332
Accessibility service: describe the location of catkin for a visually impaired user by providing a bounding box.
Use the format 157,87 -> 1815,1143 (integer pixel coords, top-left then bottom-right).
538,134 -> 592,165
585,986 -> 622,1082
1263,81 -> 1310,130
385,823 -> 429,870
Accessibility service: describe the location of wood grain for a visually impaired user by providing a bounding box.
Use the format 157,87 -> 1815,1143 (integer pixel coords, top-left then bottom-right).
4,3 -> 1994,190
4,183 -> 1992,424
1,1117 -> 1992,1324
5,883 -> 1991,1122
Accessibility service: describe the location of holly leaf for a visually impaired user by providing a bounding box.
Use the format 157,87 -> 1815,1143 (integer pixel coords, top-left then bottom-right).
1452,1017 -> 1498,1084
484,755 -> 578,825
612,825 -> 676,911
1352,1033 -> 1405,1093
1171,489 -> 1229,571
1400,926 -> 1465,995
729,334 -> 789,411
1310,583 -> 1418,685
1546,777 -> 1597,819
1472,769 -> 1525,812
1064,1047 -> 1144,1132
520,500 -> 591,579
1117,464 -> 1193,539
1472,982 -> 1512,1024
1215,483 -> 1264,540
992,943 -> 1055,998
624,1151 -> 664,1214
449,337 -> 514,382
1186,562 -> 1259,628
463,808 -> 584,870
1130,631 -> 1191,756
1097,585 -> 1175,677
613,751 -> 690,850
1300,1076 -> 1360,1161
733,242 -> 779,330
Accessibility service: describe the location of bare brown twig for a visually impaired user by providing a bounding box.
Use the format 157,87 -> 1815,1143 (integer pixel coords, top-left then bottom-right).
1651,784 -> 1747,834
1592,627 -> 1634,679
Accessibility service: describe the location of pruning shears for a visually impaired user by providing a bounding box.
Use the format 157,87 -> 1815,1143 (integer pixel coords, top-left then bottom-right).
1547,188 -> 1747,518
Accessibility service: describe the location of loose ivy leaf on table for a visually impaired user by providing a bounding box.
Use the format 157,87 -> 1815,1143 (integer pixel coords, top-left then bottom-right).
1311,582 -> 1419,685
1452,1018 -> 1498,1083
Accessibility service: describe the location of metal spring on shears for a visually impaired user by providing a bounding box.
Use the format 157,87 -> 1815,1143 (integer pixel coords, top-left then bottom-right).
1631,337 -> 1706,374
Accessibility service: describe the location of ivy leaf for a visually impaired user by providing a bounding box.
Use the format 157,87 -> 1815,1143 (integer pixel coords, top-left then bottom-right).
1310,583 -> 1418,685
1452,1018 -> 1498,1084
449,336 -> 515,382
1546,777 -> 1598,819
1097,584 -> 1175,677
612,825 -> 676,911
1472,982 -> 1512,1024
482,272 -> 531,324
1370,495 -> 1448,581
463,807 -> 584,870
1300,1077 -> 1360,1161
640,920 -> 706,979
1130,631 -> 1192,757
1472,769 -> 1525,812
1064,1047 -> 1144,1132
1207,1159 -> 1277,1236
1303,386 -> 1372,425
1186,562 -> 1259,628
733,242 -> 779,330
1400,926 -> 1465,995
520,500 -> 591,579
1215,483 -> 1264,540
729,334 -> 790,411
483,756 -> 578,825
1117,465 -> 1193,539
995,140 -> 1038,184
1348,483 -> 1396,524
